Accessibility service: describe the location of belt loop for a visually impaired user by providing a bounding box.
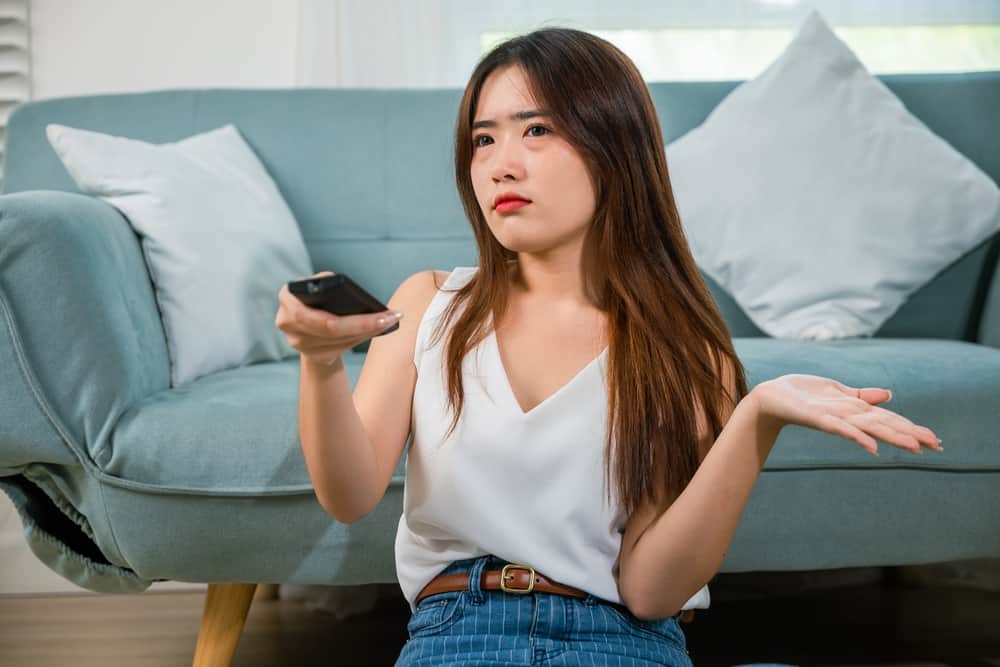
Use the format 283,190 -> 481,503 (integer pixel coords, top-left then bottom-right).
468,555 -> 490,605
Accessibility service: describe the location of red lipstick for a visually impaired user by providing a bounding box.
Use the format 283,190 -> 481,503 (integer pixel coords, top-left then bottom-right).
496,200 -> 530,213
493,191 -> 532,213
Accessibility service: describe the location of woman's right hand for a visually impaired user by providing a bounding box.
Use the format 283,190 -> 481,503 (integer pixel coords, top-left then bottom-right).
275,271 -> 404,368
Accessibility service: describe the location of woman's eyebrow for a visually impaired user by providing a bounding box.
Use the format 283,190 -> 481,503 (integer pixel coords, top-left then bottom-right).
472,109 -> 550,130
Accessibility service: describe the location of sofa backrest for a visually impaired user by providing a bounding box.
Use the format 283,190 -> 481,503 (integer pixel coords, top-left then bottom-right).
5,72 -> 999,342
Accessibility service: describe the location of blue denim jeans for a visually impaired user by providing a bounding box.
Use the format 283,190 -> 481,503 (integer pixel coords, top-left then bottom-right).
395,554 -> 694,666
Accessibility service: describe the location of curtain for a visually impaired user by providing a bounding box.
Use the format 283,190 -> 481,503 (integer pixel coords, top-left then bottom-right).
294,0 -> 476,88
295,0 -> 1000,88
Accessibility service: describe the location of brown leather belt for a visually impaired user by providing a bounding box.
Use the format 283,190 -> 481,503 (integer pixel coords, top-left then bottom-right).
415,563 -> 695,623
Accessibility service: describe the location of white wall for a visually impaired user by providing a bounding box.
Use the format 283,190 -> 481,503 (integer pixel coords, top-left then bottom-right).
1,0 -> 301,596
29,0 -> 299,100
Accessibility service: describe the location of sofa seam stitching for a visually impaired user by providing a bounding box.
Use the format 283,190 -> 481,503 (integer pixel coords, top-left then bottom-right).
94,468 -> 130,569
0,277 -> 131,566
0,277 -> 93,471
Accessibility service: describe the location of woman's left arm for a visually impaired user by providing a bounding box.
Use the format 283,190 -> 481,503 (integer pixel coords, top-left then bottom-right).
620,374 -> 942,620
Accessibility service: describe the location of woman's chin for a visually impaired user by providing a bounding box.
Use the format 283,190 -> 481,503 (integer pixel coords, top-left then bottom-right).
493,237 -> 542,254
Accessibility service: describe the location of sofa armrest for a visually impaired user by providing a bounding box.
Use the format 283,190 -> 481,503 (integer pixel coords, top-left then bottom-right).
0,191 -> 169,472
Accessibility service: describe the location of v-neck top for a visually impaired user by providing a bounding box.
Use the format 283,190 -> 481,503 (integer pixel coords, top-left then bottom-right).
394,266 -> 711,614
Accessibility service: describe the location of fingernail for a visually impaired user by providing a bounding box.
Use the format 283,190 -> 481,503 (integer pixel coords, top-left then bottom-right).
886,390 -> 893,402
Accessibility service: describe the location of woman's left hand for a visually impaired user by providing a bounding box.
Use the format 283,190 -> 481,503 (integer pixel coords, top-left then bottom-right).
750,374 -> 942,457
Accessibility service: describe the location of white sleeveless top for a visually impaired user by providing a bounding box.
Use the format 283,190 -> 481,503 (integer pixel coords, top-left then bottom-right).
394,266 -> 711,614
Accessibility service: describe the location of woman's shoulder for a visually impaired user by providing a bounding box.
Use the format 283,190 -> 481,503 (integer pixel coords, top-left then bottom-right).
395,267 -> 476,323
404,267 -> 478,367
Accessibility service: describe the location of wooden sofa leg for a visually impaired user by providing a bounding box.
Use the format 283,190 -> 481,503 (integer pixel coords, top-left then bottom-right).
254,583 -> 280,600
192,582 -> 257,667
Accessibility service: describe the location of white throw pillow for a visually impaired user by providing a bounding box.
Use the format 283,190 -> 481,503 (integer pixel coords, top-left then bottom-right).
46,123 -> 314,386
665,9 -> 1000,340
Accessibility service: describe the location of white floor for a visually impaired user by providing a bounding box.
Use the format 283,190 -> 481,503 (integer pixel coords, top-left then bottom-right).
0,492 -> 205,595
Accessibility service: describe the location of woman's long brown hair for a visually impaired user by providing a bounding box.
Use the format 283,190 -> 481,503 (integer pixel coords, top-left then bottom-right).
429,27 -> 749,517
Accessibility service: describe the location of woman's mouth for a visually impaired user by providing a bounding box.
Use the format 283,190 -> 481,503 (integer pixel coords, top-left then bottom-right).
495,199 -> 531,213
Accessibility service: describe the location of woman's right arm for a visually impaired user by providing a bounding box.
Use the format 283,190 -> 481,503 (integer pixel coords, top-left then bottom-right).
276,270 -> 441,523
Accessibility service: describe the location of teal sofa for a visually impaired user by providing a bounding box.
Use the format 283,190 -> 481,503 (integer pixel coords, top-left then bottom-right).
2,72 -> 999,664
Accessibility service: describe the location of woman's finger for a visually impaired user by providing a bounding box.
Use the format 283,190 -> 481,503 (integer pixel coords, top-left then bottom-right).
850,412 -> 924,454
819,414 -> 878,455
285,298 -> 336,334
869,407 -> 941,450
277,283 -> 327,332
835,381 -> 891,404
288,316 -> 388,353
324,310 -> 395,336
832,381 -> 941,450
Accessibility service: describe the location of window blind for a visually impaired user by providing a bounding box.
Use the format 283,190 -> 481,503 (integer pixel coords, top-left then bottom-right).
0,0 -> 30,191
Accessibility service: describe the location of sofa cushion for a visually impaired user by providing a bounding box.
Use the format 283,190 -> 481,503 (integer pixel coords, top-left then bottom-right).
742,337 -> 1000,470
45,122 -> 314,387
95,340 -> 999,495
97,352 -> 407,492
665,10 -> 1000,341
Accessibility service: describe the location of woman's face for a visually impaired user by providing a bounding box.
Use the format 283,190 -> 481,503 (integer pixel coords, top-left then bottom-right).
470,65 -> 597,257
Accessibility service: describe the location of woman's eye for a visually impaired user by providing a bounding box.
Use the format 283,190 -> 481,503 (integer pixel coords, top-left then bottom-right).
526,125 -> 550,137
473,135 -> 492,148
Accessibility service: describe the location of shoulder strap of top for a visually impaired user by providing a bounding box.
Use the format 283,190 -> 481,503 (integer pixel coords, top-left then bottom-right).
443,265 -> 478,289
412,266 -> 478,369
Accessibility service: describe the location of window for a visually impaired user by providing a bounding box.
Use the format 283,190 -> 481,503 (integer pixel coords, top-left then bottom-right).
483,24 -> 1000,81
296,1 -> 1000,88
480,1 -> 1000,81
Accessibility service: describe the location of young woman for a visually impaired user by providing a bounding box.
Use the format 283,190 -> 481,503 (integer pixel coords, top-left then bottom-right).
276,27 -> 941,667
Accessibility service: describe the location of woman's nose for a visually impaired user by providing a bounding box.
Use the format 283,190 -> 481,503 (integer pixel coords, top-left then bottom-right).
490,137 -> 526,182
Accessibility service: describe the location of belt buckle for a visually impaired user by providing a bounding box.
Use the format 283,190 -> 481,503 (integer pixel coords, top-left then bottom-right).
500,563 -> 536,594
